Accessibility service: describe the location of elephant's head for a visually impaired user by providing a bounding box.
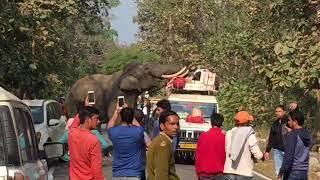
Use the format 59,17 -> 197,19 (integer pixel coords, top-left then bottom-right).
117,63 -> 188,93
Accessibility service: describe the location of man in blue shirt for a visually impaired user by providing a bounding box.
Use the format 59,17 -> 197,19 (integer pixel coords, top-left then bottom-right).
151,99 -> 178,151
108,107 -> 145,179
279,110 -> 312,180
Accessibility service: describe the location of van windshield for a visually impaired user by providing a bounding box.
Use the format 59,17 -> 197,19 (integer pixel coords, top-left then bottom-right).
30,106 -> 44,124
170,101 -> 217,121
0,106 -> 10,165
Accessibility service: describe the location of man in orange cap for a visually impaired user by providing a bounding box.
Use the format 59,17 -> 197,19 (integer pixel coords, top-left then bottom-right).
223,111 -> 263,179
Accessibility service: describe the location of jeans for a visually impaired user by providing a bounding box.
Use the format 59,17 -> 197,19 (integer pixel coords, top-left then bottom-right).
284,170 -> 308,180
222,174 -> 252,180
112,177 -> 140,180
199,174 -> 224,180
273,149 -> 285,176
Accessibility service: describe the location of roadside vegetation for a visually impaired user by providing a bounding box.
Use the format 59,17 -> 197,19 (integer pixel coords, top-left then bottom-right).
137,0 -> 320,141
1,0 -> 319,142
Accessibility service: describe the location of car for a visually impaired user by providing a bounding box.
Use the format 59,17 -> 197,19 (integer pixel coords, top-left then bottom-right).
0,87 -> 64,179
22,100 -> 67,150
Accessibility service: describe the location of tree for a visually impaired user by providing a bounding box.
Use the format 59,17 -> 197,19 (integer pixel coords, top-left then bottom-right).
137,0 -> 320,136
0,0 -> 119,98
101,45 -> 160,74
137,0 -> 212,65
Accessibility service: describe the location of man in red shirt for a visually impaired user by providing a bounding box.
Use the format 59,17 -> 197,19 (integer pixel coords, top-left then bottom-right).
68,106 -> 104,180
195,113 -> 226,180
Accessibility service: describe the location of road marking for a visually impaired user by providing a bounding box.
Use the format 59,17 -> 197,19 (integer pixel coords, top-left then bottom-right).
253,171 -> 273,180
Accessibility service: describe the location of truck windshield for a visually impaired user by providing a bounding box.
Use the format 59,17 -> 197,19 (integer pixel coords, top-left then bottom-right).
170,101 -> 217,121
30,106 -> 44,124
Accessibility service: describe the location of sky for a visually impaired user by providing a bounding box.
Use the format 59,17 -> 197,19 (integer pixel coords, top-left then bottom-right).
109,0 -> 139,45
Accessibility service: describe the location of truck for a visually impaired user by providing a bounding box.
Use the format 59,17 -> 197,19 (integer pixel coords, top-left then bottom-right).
166,69 -> 219,162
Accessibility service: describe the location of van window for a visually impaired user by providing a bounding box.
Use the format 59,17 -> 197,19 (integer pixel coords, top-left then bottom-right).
14,108 -> 35,163
30,106 -> 44,124
22,111 -> 38,160
0,106 -> 8,166
48,103 -> 61,120
46,104 -> 55,123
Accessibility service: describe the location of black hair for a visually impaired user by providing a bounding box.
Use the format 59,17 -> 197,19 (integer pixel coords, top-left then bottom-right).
159,110 -> 179,130
276,105 -> 286,111
57,96 -> 65,104
156,99 -> 171,112
134,109 -> 145,124
76,101 -> 85,113
289,110 -> 304,126
210,113 -> 224,127
120,107 -> 135,124
79,106 -> 100,124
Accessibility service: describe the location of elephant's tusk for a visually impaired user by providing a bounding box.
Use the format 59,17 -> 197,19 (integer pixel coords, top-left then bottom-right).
161,67 -> 186,79
178,69 -> 189,77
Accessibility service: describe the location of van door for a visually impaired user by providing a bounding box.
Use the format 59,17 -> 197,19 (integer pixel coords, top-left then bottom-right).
22,109 -> 48,179
47,102 -> 65,142
13,107 -> 47,179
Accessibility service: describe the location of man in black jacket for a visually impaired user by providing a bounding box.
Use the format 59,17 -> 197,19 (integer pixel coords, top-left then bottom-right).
264,105 -> 289,177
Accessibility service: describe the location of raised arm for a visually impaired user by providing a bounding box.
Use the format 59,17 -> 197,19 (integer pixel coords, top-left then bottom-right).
107,109 -> 121,130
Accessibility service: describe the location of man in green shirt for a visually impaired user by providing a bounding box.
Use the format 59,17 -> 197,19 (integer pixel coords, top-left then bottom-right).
147,110 -> 180,180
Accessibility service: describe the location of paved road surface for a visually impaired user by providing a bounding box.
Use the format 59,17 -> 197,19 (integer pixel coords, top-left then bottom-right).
52,127 -> 271,180
51,157 -> 270,180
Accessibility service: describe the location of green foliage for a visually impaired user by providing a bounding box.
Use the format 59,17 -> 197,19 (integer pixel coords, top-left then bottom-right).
101,45 -> 160,74
218,80 -> 273,129
0,0 -> 118,99
137,0 -> 320,133
137,0 -> 210,65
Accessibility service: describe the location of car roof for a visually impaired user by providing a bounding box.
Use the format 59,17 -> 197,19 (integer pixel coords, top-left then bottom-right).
22,99 -> 58,107
22,100 -> 45,106
0,87 -> 22,102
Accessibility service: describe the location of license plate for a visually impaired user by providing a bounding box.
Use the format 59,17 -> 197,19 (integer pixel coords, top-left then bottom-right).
179,143 -> 197,149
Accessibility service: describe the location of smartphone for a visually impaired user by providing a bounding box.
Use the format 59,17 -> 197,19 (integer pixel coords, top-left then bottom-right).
118,96 -> 124,107
88,91 -> 95,105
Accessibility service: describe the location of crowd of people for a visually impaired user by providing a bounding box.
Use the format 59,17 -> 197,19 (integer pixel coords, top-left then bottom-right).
61,96 -> 312,180
195,102 -> 312,180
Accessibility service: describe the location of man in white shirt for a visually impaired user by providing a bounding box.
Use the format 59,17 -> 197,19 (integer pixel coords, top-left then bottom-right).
223,111 -> 263,179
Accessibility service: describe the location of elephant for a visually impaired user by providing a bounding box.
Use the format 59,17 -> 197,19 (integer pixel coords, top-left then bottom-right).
65,63 -> 188,121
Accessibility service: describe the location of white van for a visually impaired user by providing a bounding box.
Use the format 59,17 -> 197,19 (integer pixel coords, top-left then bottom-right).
0,87 -> 64,179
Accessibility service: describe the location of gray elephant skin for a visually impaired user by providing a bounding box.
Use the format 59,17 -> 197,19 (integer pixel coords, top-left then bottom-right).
66,63 -> 187,121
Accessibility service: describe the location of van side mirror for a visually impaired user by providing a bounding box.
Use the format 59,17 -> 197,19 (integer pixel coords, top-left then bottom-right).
48,119 -> 60,126
43,142 -> 65,159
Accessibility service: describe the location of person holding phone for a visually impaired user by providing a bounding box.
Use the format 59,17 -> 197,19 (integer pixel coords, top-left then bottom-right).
107,99 -> 145,180
68,106 -> 105,179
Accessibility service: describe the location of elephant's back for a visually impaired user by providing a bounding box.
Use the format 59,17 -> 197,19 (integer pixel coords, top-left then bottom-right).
72,74 -> 116,90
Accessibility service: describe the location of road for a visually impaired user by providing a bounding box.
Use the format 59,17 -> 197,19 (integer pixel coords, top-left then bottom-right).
51,157 -> 271,180
52,127 -> 271,180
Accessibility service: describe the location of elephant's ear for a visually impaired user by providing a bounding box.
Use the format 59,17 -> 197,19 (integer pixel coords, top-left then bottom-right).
118,64 -> 154,92
118,74 -> 141,92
